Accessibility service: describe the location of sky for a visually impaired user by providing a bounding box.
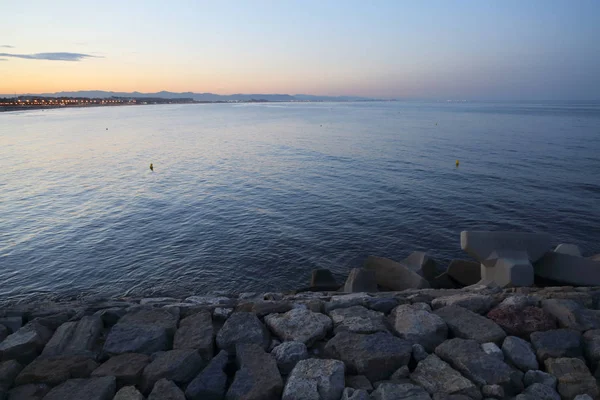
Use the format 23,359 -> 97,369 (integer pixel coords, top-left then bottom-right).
1,0 -> 599,100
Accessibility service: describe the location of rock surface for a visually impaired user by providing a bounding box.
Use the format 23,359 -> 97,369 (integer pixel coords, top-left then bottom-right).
264,308 -> 332,346
91,353 -> 150,387
42,376 -> 116,400
435,306 -> 506,344
487,305 -> 556,338
447,260 -> 481,286
271,341 -> 308,375
411,354 -> 481,399
185,350 -> 229,400
147,378 -> 185,400
173,310 -> 214,359
113,386 -> 144,400
0,321 -> 52,363
328,306 -> 387,334
530,329 -> 583,362
344,269 -> 377,293
216,312 -> 270,353
545,357 -> 599,399
227,344 -> 283,400
140,349 -> 205,393
389,304 -> 447,352
431,294 -> 494,314
282,359 -> 345,400
371,382 -> 432,400
15,355 -> 98,386
364,256 -> 430,291
502,336 -> 539,371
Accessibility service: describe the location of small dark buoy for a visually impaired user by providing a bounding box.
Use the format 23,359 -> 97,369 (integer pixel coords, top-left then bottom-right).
150,163 -> 154,171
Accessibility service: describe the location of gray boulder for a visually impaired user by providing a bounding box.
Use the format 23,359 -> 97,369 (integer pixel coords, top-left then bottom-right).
411,354 -> 481,399
173,310 -> 214,360
345,375 -> 373,391
364,256 -> 430,291
0,360 -> 22,392
328,306 -> 387,334
434,306 -> 506,344
41,316 -> 103,358
213,307 -> 233,320
363,297 -> 400,314
7,383 -> 50,399
447,260 -> 481,286
226,344 -> 282,400
91,353 -> 150,387
341,387 -> 370,400
481,342 -> 503,360
371,382 -> 431,400
516,383 -> 560,400
282,359 -> 345,400
486,305 -> 556,338
264,308 -> 331,346
185,350 -> 229,400
15,356 -> 98,386
344,269 -> 377,293
412,343 -> 429,362
0,321 -> 52,363
271,341 -> 308,375
147,378 -> 185,400
325,294 -> 371,313
324,331 -> 411,382
544,357 -> 599,399
523,370 -> 557,388
502,336 -> 539,371
114,386 -> 144,400
42,377 -> 116,400
431,294 -> 494,314
140,349 -> 205,394
216,312 -> 270,354
541,298 -> 600,331
530,329 -> 582,362
389,304 -> 447,352
0,317 -> 22,334
583,329 -> 600,369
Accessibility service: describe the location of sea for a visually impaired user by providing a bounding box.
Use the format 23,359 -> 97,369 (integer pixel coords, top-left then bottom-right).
1,101 -> 599,303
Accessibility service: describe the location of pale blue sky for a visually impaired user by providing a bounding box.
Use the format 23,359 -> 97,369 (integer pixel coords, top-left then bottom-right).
1,0 -> 599,100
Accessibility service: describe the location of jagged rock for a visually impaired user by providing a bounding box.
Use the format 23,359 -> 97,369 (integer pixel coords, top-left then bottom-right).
310,269 -> 338,290
496,295 -> 539,309
544,357 -> 599,399
41,316 -> 103,358
31,313 -> 71,330
530,329 -> 582,362
147,378 -> 185,400
94,307 -> 127,327
345,375 -> 373,391
554,244 -> 582,257
185,296 -> 235,307
364,256 -> 430,291
119,306 -> 179,335
42,377 -> 116,400
324,331 -> 411,382
371,382 -> 432,400
0,321 -> 52,363
341,387 -> 370,400
185,350 -> 229,400
583,329 -> 600,369
435,338 -> 524,396
8,383 -> 50,399
434,306 -> 506,344
216,312 -> 270,354
271,341 -> 308,375
502,336 -> 539,371
328,306 -> 387,334
411,354 -> 481,399
447,260 -> 481,287
91,353 -> 150,386
389,304 -> 447,352
523,370 -> 557,388
431,294 -> 494,314
173,311 -> 213,359
227,344 -> 282,400
411,303 -> 432,312
238,301 -> 293,317
114,386 -> 144,400
0,318 -> 22,334
264,308 -> 331,346
390,366 -> 410,381
482,384 -> 504,398
213,307 -> 233,320
412,343 -> 429,362
481,342 -> 503,360
535,252 -> 600,286
140,349 -> 205,393
542,299 -> 600,331
0,360 -> 22,392
325,294 -> 371,313
487,305 -> 556,338
282,359 -> 345,400
363,297 -> 400,314
344,269 -> 377,293
15,356 -> 98,386
515,383 -> 560,400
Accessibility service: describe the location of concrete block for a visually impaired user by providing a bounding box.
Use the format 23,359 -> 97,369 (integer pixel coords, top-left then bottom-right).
554,244 -> 582,257
534,252 -> 600,286
461,231 -> 552,262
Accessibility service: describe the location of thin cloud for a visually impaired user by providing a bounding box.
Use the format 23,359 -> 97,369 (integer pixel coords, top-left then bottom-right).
0,45 -> 15,48
0,52 -> 100,61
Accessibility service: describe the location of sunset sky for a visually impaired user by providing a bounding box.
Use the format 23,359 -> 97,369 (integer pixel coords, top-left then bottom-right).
1,0 -> 599,100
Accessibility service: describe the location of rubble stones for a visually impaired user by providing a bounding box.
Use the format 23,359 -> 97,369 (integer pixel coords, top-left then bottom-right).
282,359 -> 345,400
264,308 -> 332,346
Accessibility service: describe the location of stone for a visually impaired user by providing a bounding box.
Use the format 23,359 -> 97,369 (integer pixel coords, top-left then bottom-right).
328,306 -> 387,334
412,343 -> 429,362
344,268 -> 377,293
140,297 -> 178,305
574,395 -> 594,400
114,386 -> 144,400
487,305 -> 556,338
41,316 -> 103,358
411,354 -> 481,399
271,341 -> 308,375
516,383 -> 560,400
15,356 -> 98,386
264,308 -> 331,346
147,378 -> 185,400
282,359 -> 345,400
140,349 -> 205,394
91,353 -> 150,387
530,329 -> 582,362
403,251 -> 440,281
31,313 -> 71,330
226,344 -> 282,400
429,272 -> 458,289
502,336 -> 538,371
185,350 -> 229,400
324,331 -> 411,382
185,296 -> 235,307
390,365 -> 409,381
497,294 -> 539,309
482,384 -> 503,398
94,308 -> 126,327
447,260 -> 481,287
363,297 -> 399,314
434,306 -> 506,344
42,377 -> 116,400
545,357 -> 599,399
213,307 -> 233,320
364,256 -> 430,291
523,370 -> 557,388
310,269 -> 338,289
542,299 -> 600,331
431,294 -> 494,314
0,360 -> 22,391
345,375 -> 372,391
0,321 -> 52,363
7,383 -> 50,400
389,304 -> 447,352
370,382 -> 432,400
435,338 -> 524,396
535,252 -> 600,286
0,326 -> 7,343
0,318 -> 22,334
119,306 -> 179,335
237,301 -> 293,317
583,329 -> 600,369
324,293 -> 371,313
481,342 -> 503,360
341,387 -> 370,400
216,312 -> 270,354
173,311 -> 213,360
555,244 -> 582,257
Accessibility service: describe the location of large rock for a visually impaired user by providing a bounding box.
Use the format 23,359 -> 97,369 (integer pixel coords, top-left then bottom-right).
173,310 -> 213,360
114,386 -> 144,400
435,338 -> 524,396
15,356 -> 98,386
530,329 -> 582,362
545,357 -> 599,399
0,321 -> 52,363
343,269 -> 377,293
583,329 -> 600,370
185,350 -> 229,400
325,294 -> 371,313
389,304 -> 447,352
216,312 -> 270,354
328,306 -> 387,334
282,359 -> 345,400
0,360 -> 22,392
434,305 -> 506,344
535,252 -> 600,286
516,383 -> 560,400
271,341 -> 308,375
324,331 -> 411,382
346,375 -> 373,391
41,316 -> 103,358
487,305 -> 556,338
0,317 -> 22,334
341,387 -> 370,400
310,269 -> 338,290
7,383 -> 50,399
42,377 -> 116,400
502,336 -> 539,371
264,308 -> 331,346
140,349 -> 205,394
91,353 -> 150,387
235,301 -> 293,317
411,354 -> 481,399
147,378 -> 185,400
554,244 -> 582,257
364,256 -> 430,291
523,370 -> 557,388
541,299 -> 600,331
447,260 -> 481,286
371,382 -> 431,400
226,344 -> 282,400
431,294 -> 494,314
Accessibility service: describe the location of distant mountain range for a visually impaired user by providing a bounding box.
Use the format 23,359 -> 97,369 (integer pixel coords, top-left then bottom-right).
3,90 -> 373,102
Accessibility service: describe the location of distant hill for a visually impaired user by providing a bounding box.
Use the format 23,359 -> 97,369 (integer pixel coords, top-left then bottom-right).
1,90 -> 373,102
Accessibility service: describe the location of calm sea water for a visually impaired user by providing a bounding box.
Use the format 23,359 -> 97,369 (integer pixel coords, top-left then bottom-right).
1,102 -> 599,302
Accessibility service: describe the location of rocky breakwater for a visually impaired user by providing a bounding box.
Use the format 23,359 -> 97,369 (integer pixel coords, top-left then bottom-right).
2,286 -> 600,399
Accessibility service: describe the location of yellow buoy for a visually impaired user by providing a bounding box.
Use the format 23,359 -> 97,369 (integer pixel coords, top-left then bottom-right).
455,160 -> 460,167
150,163 -> 154,171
